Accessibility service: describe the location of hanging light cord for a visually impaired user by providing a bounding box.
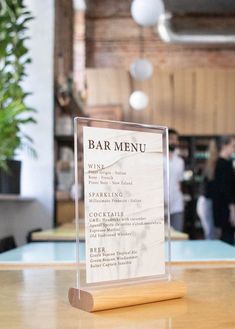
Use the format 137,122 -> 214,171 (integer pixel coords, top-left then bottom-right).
139,26 -> 145,58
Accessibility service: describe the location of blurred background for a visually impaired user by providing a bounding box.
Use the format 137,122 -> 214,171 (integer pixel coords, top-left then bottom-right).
1,0 -> 235,248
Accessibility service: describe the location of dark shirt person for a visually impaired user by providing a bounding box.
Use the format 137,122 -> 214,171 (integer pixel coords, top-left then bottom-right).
211,136 -> 235,245
168,129 -> 185,232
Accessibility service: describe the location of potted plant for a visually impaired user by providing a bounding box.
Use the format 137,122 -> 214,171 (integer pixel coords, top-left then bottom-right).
0,0 -> 36,194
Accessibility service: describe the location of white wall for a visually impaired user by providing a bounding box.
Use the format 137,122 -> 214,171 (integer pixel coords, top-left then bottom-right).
0,0 -> 55,246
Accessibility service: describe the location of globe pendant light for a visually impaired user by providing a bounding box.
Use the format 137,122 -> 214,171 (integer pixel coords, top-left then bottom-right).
130,58 -> 153,81
129,91 -> 149,110
131,0 -> 164,27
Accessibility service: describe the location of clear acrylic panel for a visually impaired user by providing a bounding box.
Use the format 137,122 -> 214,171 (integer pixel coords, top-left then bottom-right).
74,117 -> 171,292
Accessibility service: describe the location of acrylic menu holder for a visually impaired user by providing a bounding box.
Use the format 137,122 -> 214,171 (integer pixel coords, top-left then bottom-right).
68,118 -> 186,312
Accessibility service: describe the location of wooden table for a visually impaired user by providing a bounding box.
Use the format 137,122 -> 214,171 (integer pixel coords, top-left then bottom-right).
31,223 -> 84,242
0,240 -> 235,269
1,266 -> 235,328
0,194 -> 34,202
31,223 -> 189,242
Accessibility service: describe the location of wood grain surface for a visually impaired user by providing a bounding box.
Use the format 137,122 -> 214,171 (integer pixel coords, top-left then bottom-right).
86,68 -> 235,135
1,266 -> 235,328
68,280 -> 186,312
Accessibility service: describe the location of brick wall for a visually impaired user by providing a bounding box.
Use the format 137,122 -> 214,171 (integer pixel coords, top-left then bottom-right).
86,0 -> 235,69
54,0 -> 73,80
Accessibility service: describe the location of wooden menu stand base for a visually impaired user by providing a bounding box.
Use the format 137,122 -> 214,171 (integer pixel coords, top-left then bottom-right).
68,279 -> 187,312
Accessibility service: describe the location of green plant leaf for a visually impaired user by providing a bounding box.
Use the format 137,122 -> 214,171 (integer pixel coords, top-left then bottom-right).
0,0 -> 36,170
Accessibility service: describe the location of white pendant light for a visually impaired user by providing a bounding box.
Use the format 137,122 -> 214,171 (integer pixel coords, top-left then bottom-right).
131,0 -> 164,27
129,91 -> 149,110
73,0 -> 86,10
130,58 -> 154,81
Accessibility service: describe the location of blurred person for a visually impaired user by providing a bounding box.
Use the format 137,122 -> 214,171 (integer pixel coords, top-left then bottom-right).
168,129 -> 185,232
211,136 -> 235,245
197,140 -> 218,239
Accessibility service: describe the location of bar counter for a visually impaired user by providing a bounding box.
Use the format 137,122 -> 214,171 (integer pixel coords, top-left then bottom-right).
31,224 -> 189,242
